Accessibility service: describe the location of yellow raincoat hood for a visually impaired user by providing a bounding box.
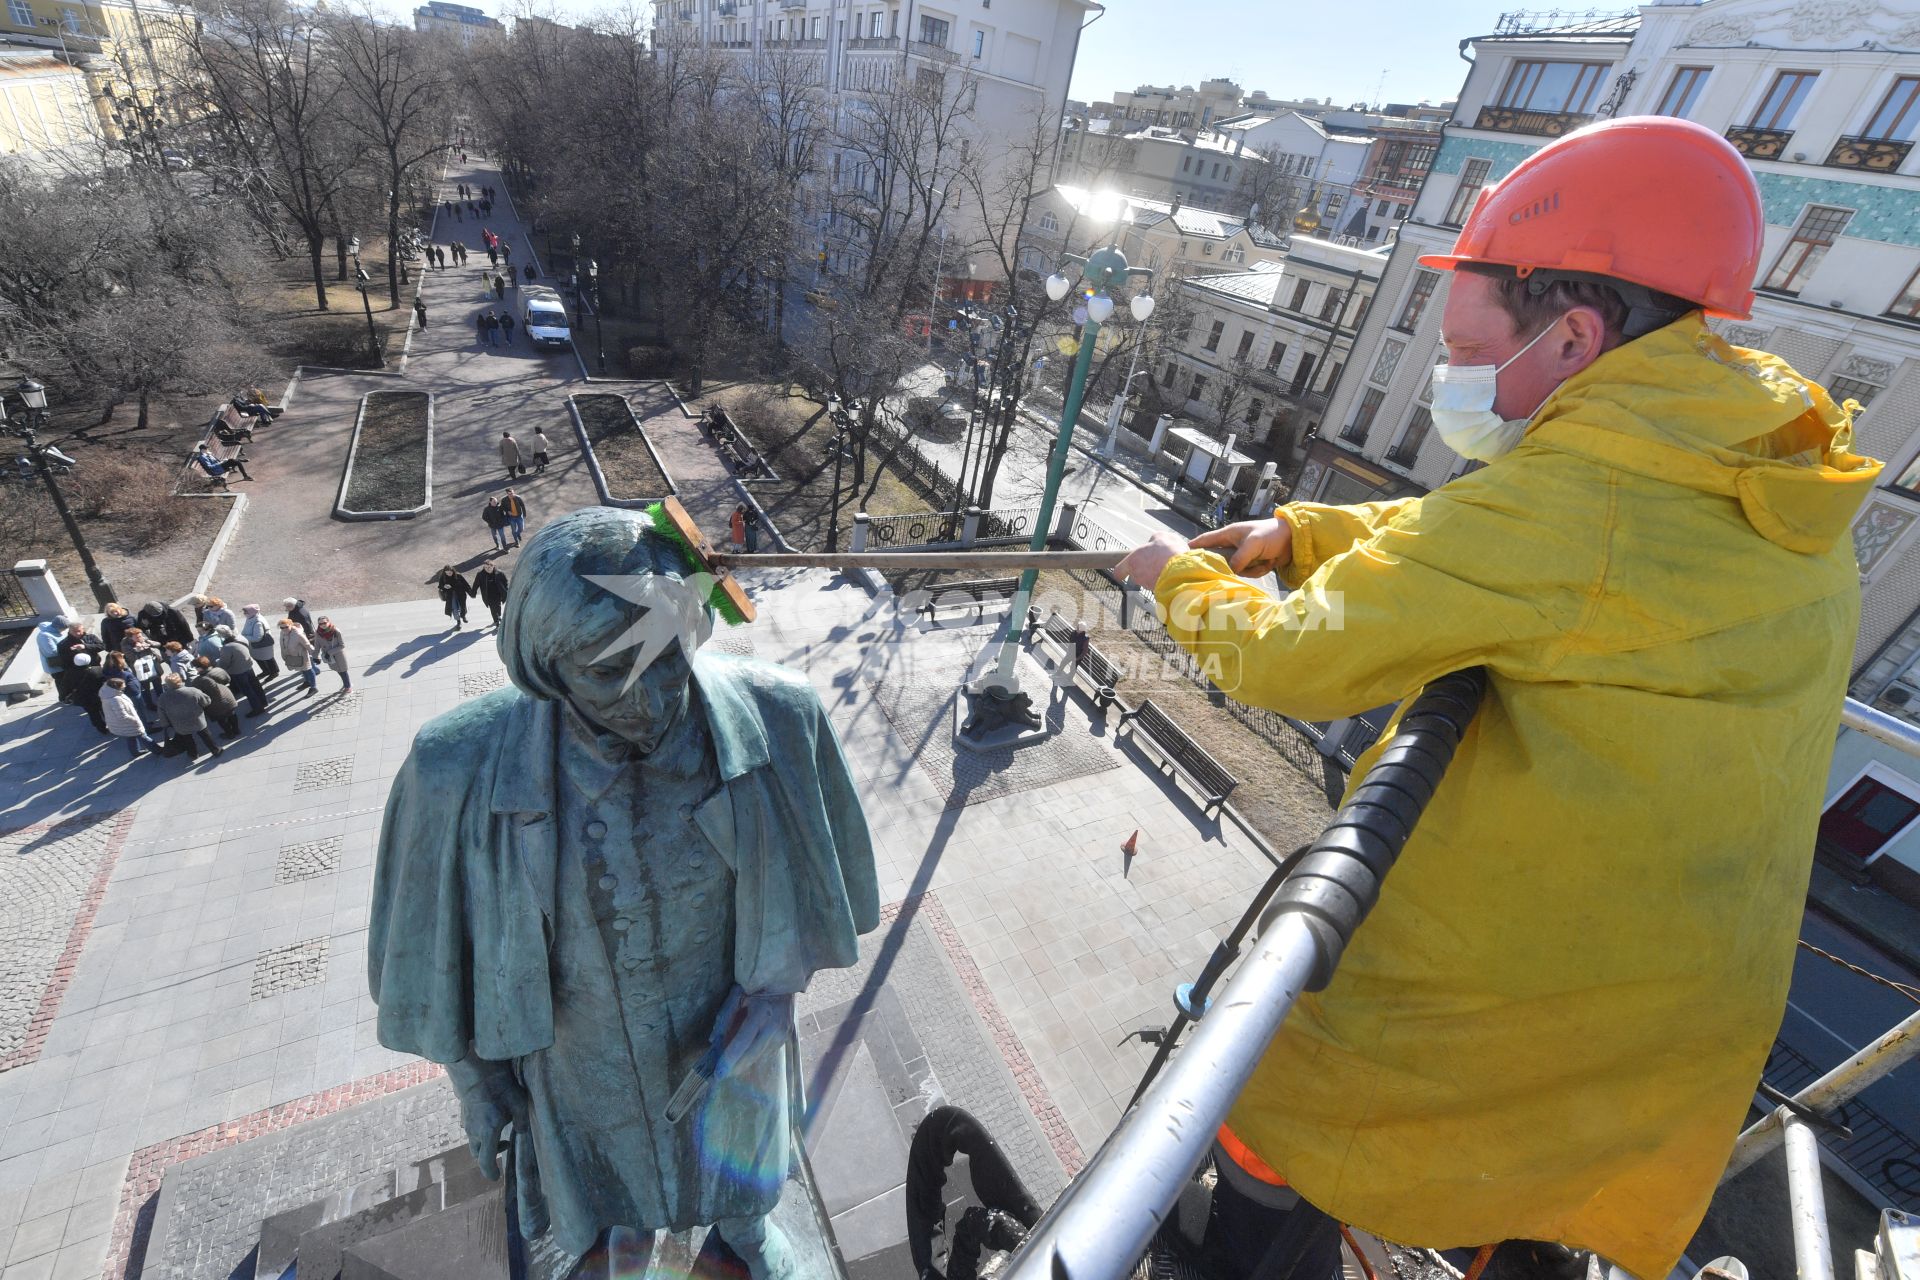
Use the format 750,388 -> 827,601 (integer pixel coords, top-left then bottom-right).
1154,314 -> 1880,1278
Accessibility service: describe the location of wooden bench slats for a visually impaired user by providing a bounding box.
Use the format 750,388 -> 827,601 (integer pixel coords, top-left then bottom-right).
1121,697 -> 1239,815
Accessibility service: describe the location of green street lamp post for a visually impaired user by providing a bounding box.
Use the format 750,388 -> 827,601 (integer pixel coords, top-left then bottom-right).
962,246 -> 1154,741
588,258 -> 606,374
6,377 -> 117,609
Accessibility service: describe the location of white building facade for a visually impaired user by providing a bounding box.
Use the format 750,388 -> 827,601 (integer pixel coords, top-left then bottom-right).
1308,0 -> 1920,897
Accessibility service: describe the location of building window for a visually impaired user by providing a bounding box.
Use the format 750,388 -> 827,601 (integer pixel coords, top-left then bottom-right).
1290,353 -> 1316,395
871,11 -> 882,35
1395,203 -> 1410,219
1038,211 -> 1057,232
1247,398 -> 1264,425
1388,407 -> 1431,464
1164,360 -> 1178,385
1320,290 -> 1342,322
1327,190 -> 1344,214
8,0 -> 32,23
1266,341 -> 1287,371
972,29 -> 983,57
1344,388 -> 1385,443
1444,158 -> 1492,228
1817,769 -> 1920,864
812,15 -> 822,36
1181,156 -> 1191,173
60,6 -> 78,31
1235,331 -> 1254,360
1494,60 -> 1608,114
1289,280 -> 1310,311
1190,373 -> 1208,400
1223,244 -> 1245,263
1762,205 -> 1852,295
1374,199 -> 1390,216
1211,162 -> 1220,180
1655,67 -> 1710,119
1862,76 -> 1920,141
1395,270 -> 1439,331
1749,70 -> 1818,130
918,14 -> 948,46
1890,266 -> 1920,318
1203,320 -> 1223,352
1828,376 -> 1881,418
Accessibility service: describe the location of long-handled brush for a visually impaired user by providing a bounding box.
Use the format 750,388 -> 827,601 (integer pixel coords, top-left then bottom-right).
645,497 -> 1127,624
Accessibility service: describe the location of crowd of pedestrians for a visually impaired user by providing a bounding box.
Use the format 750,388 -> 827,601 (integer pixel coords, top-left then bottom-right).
37,592 -> 354,767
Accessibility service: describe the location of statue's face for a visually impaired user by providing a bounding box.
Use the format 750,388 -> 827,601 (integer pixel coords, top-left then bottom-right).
557,609 -> 695,754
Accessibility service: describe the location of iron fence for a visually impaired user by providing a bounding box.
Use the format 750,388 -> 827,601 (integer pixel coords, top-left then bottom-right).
866,511 -> 962,548
0,571 -> 36,628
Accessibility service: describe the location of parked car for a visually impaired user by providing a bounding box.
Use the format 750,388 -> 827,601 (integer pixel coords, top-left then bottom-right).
803,289 -> 839,312
521,286 -> 571,351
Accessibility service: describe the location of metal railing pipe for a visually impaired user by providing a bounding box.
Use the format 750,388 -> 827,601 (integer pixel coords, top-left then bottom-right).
1782,1109 -> 1837,1280
1000,669 -> 1487,1280
1839,697 -> 1920,759
1721,1007 -> 1920,1181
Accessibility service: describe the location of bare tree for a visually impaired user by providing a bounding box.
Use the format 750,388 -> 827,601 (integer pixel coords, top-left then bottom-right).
328,8 -> 453,306
185,0 -> 367,309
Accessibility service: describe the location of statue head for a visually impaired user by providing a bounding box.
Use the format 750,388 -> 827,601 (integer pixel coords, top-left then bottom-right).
500,506 -> 714,754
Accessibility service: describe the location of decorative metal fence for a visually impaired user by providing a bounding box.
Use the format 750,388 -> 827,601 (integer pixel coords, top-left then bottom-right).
866,511 -> 962,548
0,571 -> 36,629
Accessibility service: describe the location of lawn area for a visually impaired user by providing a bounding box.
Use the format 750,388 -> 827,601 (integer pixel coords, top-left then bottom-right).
683,381 -> 936,551
340,391 -> 432,515
575,394 -> 673,502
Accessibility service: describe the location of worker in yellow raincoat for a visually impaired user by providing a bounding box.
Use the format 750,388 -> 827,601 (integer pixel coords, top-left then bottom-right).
1116,117 -> 1882,1280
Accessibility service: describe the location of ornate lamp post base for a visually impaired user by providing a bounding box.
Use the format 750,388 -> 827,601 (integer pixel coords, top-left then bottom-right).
955,675 -> 1048,753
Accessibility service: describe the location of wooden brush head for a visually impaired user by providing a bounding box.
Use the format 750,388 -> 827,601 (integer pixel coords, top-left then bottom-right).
652,496 -> 757,624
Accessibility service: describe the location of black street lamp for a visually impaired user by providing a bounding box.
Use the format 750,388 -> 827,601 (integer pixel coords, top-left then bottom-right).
587,258 -> 606,375
348,238 -> 384,368
5,377 -> 117,608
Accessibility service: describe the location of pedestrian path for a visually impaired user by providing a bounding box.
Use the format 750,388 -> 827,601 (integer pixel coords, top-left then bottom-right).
213,152 -> 731,612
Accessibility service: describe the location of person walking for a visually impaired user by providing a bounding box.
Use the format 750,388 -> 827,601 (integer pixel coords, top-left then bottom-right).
523,261 -> 538,283
500,488 -> 526,545
531,427 -> 551,473
728,504 -> 748,553
313,618 -> 352,692
743,503 -> 762,552
487,242 -> 499,269
501,242 -> 513,267
475,309 -> 489,346
493,273 -> 507,300
415,296 -> 428,329
483,310 -> 501,347
279,619 -> 317,696
1114,116 -> 1881,1280
436,565 -> 474,630
500,311 -> 516,345
499,431 -> 523,478
190,656 -> 241,738
454,202 -> 464,222
482,496 -> 510,551
241,604 -> 281,681
472,562 -> 510,629
101,678 -> 160,758
158,673 -> 222,761
215,626 -> 270,715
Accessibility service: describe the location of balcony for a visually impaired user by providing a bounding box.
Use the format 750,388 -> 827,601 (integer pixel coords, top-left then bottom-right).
1338,423 -> 1370,447
908,38 -> 958,63
1472,104 -> 1594,137
1726,124 -> 1793,161
1825,135 -> 1913,172
1385,441 -> 1420,466
847,34 -> 899,49
770,35 -> 825,46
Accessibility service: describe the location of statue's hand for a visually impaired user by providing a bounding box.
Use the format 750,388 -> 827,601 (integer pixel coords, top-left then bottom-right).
447,1056 -> 529,1181
710,987 -> 796,1078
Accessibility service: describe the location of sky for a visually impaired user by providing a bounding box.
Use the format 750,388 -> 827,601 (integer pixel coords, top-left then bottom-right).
1065,0 -> 1520,110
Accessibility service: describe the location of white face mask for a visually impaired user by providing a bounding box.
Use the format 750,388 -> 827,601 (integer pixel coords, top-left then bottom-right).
1429,320 -> 1560,462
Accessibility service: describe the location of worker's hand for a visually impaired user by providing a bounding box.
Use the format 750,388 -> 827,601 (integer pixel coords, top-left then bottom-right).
1115,531 -> 1191,590
1189,517 -> 1293,579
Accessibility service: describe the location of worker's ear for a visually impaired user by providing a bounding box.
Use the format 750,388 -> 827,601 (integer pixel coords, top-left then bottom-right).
1555,305 -> 1612,374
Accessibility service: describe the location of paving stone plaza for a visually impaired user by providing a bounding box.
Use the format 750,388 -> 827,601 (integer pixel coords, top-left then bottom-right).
0,564 -> 1299,1279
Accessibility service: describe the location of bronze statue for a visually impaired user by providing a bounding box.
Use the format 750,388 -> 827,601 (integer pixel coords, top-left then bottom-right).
368,507 -> 879,1278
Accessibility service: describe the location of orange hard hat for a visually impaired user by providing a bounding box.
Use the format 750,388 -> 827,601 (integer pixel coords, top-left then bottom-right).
1418,116 -> 1764,319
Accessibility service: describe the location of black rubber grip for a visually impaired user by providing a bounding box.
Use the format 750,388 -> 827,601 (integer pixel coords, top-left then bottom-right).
1259,668 -> 1488,991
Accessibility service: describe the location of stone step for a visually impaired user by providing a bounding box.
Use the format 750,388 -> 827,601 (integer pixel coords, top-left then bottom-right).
257,1172 -> 399,1280
339,1182 -> 511,1280
293,1146 -> 495,1280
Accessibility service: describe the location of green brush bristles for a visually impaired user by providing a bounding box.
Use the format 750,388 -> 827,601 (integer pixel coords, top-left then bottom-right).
645,501 -> 749,627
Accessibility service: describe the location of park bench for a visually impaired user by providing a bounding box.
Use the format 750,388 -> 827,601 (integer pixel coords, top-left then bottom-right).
1119,698 -> 1239,815
917,577 -> 1022,619
1031,610 -> 1120,709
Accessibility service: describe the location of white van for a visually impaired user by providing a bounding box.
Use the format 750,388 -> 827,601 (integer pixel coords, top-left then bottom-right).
521,287 -> 571,352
